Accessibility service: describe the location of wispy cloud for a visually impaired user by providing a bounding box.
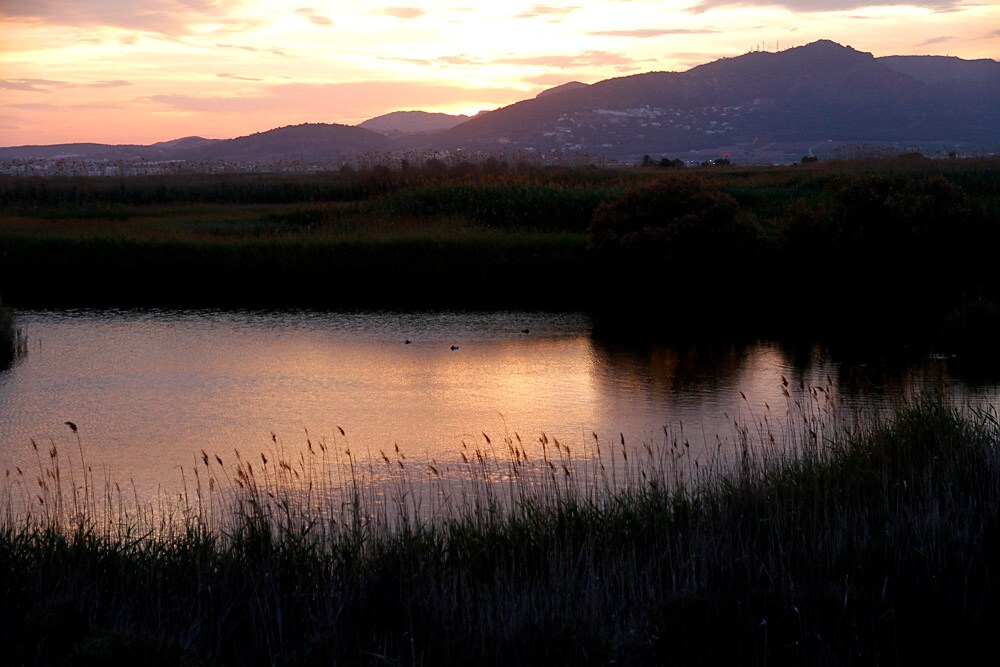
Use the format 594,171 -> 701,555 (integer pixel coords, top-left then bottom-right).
147,81 -> 517,117
217,73 -> 264,82
494,51 -> 645,68
588,28 -> 719,38
687,0 -> 963,13
378,56 -> 434,66
426,50 -> 648,69
436,54 -> 482,65
215,43 -> 287,57
916,35 -> 955,46
378,7 -> 426,19
515,5 -> 581,20
1,78 -> 130,92
0,1 -> 246,35
295,7 -> 333,27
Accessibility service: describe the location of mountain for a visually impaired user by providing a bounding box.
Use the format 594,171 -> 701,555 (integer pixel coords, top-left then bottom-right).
878,55 -> 1000,85
438,40 -> 1000,158
3,41 -> 998,166
358,111 -> 470,137
173,123 -> 397,162
149,136 -> 219,152
536,82 -> 589,99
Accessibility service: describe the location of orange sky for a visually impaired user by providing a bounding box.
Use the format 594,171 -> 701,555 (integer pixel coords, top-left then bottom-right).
1,1 -> 998,146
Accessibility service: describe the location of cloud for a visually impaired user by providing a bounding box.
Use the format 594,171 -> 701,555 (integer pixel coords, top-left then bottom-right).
0,78 -> 131,92
8,103 -> 57,110
494,51 -> 645,68
525,73 -> 587,85
147,81 -> 518,118
217,73 -> 264,82
295,7 -> 333,27
917,35 -> 954,46
0,1 -> 246,35
515,5 -> 581,19
378,56 -> 434,66
687,0 -> 963,12
437,55 -> 482,65
427,50 -> 647,69
215,43 -> 287,57
1,79 -> 65,92
86,80 -> 131,88
378,7 -> 426,19
588,28 -> 719,38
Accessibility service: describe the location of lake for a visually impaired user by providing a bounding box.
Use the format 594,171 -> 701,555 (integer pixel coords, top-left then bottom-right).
1,309 -> 996,502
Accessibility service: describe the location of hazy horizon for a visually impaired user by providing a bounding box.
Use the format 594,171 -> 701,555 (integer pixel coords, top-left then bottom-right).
2,1 -> 999,147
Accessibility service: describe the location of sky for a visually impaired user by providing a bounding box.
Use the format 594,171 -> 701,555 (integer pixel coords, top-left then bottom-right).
1,1 -> 998,146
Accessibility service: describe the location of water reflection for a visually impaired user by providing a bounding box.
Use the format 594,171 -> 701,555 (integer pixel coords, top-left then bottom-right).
0,309 -> 996,501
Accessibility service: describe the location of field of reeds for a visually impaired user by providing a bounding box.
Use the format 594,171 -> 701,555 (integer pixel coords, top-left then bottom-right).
2,391 -> 999,664
1,156 -> 999,340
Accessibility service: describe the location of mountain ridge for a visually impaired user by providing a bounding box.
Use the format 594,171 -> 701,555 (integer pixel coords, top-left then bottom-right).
3,41 -> 998,165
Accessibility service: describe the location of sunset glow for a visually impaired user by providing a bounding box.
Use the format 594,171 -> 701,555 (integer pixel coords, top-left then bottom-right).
1,1 -> 998,145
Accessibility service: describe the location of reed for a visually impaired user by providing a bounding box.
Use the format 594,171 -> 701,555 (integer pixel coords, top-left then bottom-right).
0,301 -> 26,367
2,389 -> 998,664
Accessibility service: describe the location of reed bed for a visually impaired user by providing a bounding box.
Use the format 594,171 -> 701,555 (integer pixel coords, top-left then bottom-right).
2,386 -> 998,664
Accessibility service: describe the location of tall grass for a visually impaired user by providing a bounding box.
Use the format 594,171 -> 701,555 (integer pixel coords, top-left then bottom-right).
0,302 -> 26,367
2,390 -> 998,664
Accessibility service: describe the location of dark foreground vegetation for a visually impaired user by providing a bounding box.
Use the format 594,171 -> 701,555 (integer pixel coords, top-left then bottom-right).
1,156 -> 999,342
0,301 -> 26,367
2,396 -> 998,664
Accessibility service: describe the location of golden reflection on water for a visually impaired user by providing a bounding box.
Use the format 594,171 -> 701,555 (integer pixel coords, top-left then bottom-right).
0,310 -> 992,500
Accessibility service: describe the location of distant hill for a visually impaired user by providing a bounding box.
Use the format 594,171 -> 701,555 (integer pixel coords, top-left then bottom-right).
536,82 -> 589,99
149,136 -> 219,152
438,40 -> 1000,158
173,123 -> 397,162
0,125 -> 395,163
0,143 -> 153,160
878,55 -> 1000,85
358,111 -> 470,137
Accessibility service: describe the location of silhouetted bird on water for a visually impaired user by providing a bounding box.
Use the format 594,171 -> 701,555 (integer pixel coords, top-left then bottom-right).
64,421 -> 77,432
405,340 -> 411,344
450,345 -> 459,351
522,329 -> 529,334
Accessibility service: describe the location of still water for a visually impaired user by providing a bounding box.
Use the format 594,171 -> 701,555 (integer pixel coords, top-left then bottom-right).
1,309 -> 996,500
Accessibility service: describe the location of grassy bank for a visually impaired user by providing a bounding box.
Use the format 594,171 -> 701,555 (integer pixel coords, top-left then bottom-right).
2,397 -> 998,664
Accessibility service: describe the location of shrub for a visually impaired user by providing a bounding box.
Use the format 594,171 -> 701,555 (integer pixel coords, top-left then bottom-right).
588,175 -> 759,282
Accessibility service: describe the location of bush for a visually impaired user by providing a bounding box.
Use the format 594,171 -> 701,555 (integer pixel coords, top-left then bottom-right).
588,175 -> 759,280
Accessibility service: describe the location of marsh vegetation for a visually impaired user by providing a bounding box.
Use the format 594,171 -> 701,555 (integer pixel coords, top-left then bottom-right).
2,393 -> 998,664
2,157 -> 1000,663
2,156 -> 998,341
